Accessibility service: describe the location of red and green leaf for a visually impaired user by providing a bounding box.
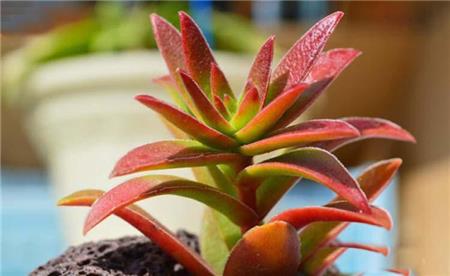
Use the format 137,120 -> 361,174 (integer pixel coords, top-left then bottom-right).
310,117 -> 416,151
135,94 -> 238,149
178,70 -> 235,134
58,190 -> 215,276
223,221 -> 300,276
110,140 -> 244,178
180,11 -> 216,96
230,86 -> 261,130
270,202 -> 392,230
237,147 -> 370,215
272,11 -> 344,91
245,36 -> 274,102
299,159 -> 402,266
271,48 -> 361,129
240,119 -> 360,155
211,62 -> 235,100
235,83 -> 308,143
153,75 -> 189,112
150,14 -> 186,77
83,175 -> 258,234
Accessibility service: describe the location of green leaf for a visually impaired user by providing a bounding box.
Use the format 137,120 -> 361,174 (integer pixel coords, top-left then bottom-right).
83,175 -> 258,234
235,83 -> 308,143
223,221 -> 300,276
230,86 -> 261,130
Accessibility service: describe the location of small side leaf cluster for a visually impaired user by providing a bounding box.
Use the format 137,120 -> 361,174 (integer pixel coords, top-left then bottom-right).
59,11 -> 415,276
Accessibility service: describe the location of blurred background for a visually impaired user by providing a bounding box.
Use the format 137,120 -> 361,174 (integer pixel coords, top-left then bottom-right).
1,1 -> 449,275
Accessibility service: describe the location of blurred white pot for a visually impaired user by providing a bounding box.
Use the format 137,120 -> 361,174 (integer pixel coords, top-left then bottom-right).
20,50 -> 251,245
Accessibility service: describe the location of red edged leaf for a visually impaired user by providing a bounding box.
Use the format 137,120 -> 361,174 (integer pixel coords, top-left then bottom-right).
110,140 -> 244,178
235,83 -> 308,143
245,36 -> 275,102
58,190 -> 214,276
305,48 -> 362,83
240,119 -> 360,155
265,71 -> 289,106
223,221 -> 300,276
272,12 -> 344,89
223,94 -> 237,114
230,86 -> 261,130
238,147 -> 370,214
328,241 -> 389,256
135,94 -> 238,149
150,14 -> 186,76
386,268 -> 412,276
270,202 -> 392,230
178,70 -> 234,134
84,175 -> 258,234
272,48 -> 361,130
180,11 -> 216,96
213,95 -> 230,119
311,117 -> 416,151
211,62 -> 235,99
272,78 -> 333,130
153,75 -> 189,112
299,159 -> 402,266
301,241 -> 389,275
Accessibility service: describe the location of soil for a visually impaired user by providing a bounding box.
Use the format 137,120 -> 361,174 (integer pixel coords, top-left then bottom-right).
30,230 -> 199,276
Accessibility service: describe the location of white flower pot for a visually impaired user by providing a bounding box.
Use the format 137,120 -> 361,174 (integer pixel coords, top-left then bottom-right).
20,50 -> 251,245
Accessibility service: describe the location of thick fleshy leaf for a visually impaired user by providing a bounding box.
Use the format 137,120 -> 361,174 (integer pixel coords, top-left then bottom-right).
211,62 -> 235,99
272,78 -> 333,130
84,175 -> 258,234
237,147 -> 370,214
230,86 -> 261,130
272,12 -> 344,90
213,95 -> 230,119
235,83 -> 308,143
245,36 -> 274,102
311,117 -> 416,151
179,70 -> 234,134
302,241 -> 388,276
299,159 -> 402,266
153,75 -> 189,112
110,140 -> 244,178
272,48 -> 361,130
270,202 -> 392,230
135,94 -> 238,149
223,94 -> 237,114
201,209 -> 241,274
265,71 -> 289,106
240,119 -> 360,155
150,14 -> 186,77
58,190 -> 214,276
223,221 -> 300,276
180,11 -> 216,96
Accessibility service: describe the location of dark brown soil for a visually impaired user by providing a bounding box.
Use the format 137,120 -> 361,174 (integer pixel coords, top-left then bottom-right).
30,230 -> 199,276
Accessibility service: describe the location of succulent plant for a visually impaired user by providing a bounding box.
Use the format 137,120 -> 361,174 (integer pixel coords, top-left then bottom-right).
59,11 -> 415,276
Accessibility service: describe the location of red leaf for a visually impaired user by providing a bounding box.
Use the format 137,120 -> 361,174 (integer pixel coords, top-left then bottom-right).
180,11 -> 216,95
150,14 -> 185,77
211,62 -> 235,99
83,175 -> 258,234
240,119 -> 359,155
272,12 -> 344,90
58,190 -> 215,276
135,94 -> 238,149
238,148 -> 370,214
213,95 -> 230,119
178,70 -> 234,134
223,221 -> 300,276
245,36 -> 275,102
235,83 -> 308,143
328,241 -> 389,256
110,140 -> 244,178
299,159 -> 402,267
311,117 -> 416,151
270,202 -> 392,230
